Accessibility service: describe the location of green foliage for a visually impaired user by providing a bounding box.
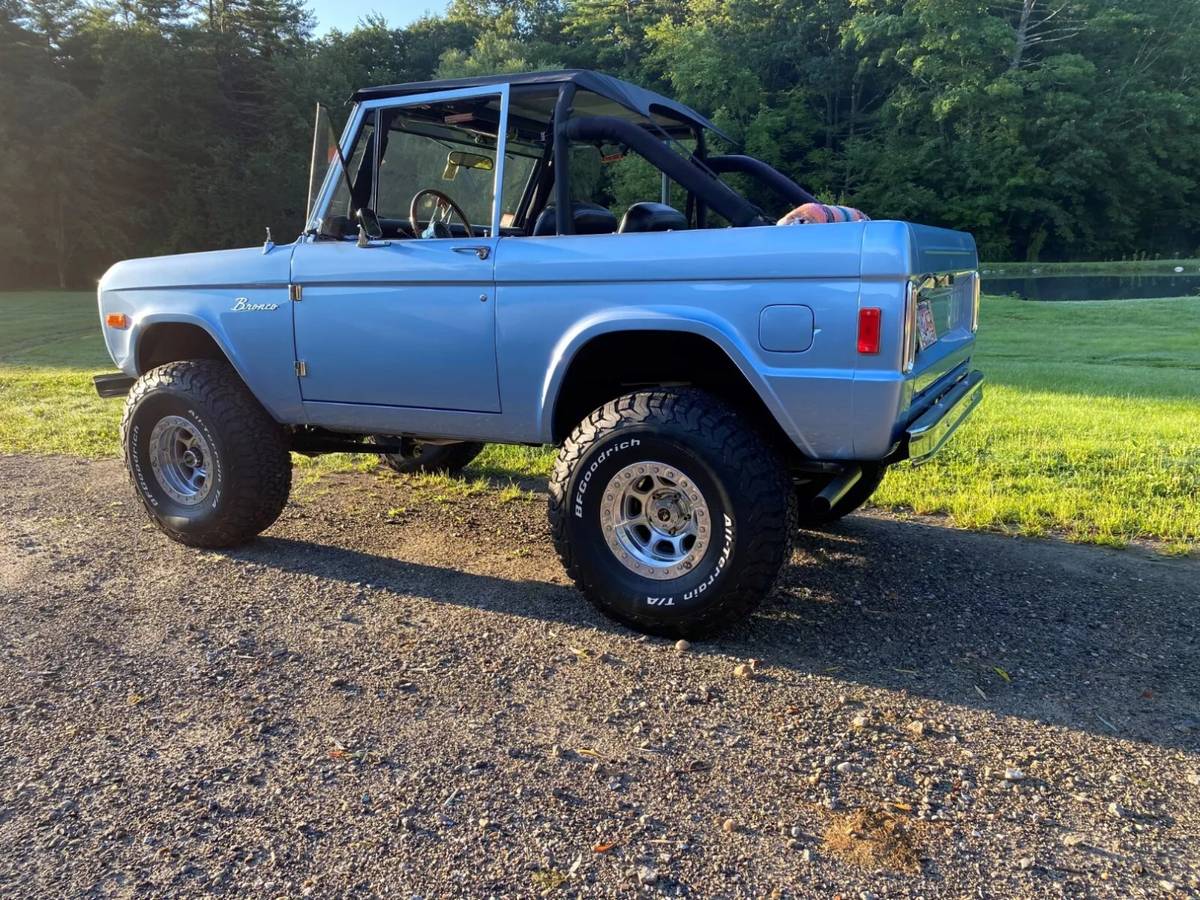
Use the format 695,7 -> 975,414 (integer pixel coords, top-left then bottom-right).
1,0 -> 1199,287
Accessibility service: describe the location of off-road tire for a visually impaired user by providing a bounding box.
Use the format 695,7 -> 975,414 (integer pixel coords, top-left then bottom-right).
548,389 -> 795,638
121,359 -> 292,548
377,439 -> 484,475
794,463 -> 887,527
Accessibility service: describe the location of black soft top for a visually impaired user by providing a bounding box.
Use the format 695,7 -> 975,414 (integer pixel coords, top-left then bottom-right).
350,69 -> 731,143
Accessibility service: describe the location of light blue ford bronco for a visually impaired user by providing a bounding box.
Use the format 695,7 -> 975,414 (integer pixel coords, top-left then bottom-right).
95,70 -> 983,637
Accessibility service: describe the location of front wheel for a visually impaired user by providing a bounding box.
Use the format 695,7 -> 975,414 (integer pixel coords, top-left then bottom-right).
548,389 -> 795,638
121,360 -> 292,548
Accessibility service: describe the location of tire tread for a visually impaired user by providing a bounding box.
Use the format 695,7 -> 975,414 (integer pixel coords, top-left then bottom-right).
548,388 -> 795,637
121,360 -> 291,548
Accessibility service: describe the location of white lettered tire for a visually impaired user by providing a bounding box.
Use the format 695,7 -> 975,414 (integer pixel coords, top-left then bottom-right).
121,360 -> 291,548
548,389 -> 795,638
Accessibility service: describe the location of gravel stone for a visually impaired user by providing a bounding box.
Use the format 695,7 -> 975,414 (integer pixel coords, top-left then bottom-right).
0,455 -> 1197,898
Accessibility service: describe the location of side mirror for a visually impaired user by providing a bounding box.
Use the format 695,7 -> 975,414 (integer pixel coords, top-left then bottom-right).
355,208 -> 383,246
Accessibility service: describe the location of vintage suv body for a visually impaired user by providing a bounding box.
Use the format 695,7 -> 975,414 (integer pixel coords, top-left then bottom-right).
95,70 -> 983,637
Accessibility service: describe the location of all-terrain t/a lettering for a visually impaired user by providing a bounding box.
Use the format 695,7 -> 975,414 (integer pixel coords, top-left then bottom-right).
575,438 -> 640,518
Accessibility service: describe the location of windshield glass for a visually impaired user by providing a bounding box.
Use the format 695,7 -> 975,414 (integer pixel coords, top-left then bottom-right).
316,96 -> 540,236
375,125 -> 537,229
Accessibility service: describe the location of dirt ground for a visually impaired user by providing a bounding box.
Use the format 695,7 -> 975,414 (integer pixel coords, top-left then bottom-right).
1,454 -> 1197,898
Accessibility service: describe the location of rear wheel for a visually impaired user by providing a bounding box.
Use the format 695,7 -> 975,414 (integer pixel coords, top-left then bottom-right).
548,389 -> 794,638
375,437 -> 484,475
794,463 -> 887,527
121,360 -> 291,548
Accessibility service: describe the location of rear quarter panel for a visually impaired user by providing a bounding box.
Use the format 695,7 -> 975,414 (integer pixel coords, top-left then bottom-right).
495,223 -> 868,457
497,220 -> 976,459
855,222 -> 979,456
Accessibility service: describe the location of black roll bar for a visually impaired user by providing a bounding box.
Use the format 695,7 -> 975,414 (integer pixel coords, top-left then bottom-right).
706,155 -> 818,207
561,115 -> 766,228
552,83 -> 577,235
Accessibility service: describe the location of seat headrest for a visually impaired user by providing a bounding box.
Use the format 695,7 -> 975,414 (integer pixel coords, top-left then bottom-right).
532,201 -> 618,236
618,201 -> 688,233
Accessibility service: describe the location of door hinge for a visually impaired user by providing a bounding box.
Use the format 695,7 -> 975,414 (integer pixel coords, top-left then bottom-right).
295,360 -> 307,377
289,284 -> 302,301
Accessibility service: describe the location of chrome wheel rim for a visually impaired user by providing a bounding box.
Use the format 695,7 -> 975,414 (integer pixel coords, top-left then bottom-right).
149,415 -> 213,505
599,461 -> 711,580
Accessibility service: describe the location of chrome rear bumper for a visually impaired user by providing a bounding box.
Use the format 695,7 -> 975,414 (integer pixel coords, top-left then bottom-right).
905,369 -> 984,464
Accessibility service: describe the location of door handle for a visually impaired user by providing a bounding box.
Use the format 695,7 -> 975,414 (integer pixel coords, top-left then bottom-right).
453,246 -> 490,260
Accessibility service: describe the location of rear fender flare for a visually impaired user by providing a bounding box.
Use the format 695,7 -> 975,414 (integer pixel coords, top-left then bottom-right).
538,308 -> 813,453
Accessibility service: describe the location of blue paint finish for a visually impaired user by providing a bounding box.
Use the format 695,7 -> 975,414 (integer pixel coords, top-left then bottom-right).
98,244 -> 303,422
97,218 -> 978,460
860,221 -> 978,279
758,305 -> 814,352
290,238 -> 501,412
494,227 -> 865,456
96,82 -> 980,465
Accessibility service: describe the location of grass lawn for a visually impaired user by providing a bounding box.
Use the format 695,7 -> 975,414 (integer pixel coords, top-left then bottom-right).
874,296 -> 1200,551
1,290 -> 1196,552
981,258 -> 1200,276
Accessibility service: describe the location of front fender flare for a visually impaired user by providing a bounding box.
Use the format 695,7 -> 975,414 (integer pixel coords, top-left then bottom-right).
126,311 -> 298,424
130,311 -> 240,376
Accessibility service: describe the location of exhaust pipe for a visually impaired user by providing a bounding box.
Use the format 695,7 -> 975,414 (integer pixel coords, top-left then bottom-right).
811,465 -> 863,515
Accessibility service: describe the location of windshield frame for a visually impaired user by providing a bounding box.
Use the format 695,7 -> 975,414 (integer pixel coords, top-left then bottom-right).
306,83 -> 513,238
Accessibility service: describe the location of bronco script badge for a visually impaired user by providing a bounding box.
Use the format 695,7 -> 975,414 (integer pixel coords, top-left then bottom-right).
231,297 -> 279,311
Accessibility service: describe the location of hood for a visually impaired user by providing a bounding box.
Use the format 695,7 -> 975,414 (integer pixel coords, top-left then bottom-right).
99,244 -> 295,293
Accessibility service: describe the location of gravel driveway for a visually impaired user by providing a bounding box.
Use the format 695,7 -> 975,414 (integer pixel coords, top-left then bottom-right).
1,454 -> 1197,898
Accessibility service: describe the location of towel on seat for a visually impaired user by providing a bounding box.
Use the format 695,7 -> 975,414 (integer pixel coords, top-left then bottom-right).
777,203 -> 869,226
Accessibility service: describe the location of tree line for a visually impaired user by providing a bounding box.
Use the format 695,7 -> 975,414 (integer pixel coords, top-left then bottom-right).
2,0 -> 1198,288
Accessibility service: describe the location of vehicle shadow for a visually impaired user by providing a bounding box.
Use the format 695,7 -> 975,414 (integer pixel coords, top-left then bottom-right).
233,515 -> 1200,753
758,516 -> 1200,753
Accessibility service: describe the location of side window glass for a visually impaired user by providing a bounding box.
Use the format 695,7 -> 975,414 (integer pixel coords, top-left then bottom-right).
319,93 -> 525,238
322,119 -> 374,236
499,152 -> 539,229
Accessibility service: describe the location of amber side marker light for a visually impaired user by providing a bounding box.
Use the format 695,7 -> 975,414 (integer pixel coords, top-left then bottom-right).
106,313 -> 129,329
857,307 -> 882,354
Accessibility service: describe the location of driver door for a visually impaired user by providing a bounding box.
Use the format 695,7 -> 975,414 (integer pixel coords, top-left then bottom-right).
291,86 -> 510,414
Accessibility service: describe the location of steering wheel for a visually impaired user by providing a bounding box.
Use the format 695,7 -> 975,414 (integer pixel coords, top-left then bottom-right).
409,188 -> 473,239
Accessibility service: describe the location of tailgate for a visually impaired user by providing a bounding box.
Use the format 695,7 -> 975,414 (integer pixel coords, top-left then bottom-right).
907,271 -> 980,396
901,222 -> 980,399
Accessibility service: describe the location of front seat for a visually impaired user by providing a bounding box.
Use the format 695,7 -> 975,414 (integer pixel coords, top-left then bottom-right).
618,201 -> 688,233
531,201 -> 617,236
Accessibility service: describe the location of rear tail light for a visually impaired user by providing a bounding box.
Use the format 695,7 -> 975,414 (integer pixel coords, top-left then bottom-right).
902,283 -> 917,372
857,307 -> 881,354
970,272 -> 981,332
